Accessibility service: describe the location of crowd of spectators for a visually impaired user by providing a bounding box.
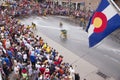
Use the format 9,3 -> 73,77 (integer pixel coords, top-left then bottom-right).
0,0 -> 82,80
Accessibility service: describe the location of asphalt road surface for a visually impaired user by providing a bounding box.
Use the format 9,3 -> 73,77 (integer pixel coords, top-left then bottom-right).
21,16 -> 120,80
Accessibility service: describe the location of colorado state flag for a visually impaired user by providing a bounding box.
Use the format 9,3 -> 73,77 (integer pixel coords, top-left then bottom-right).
86,0 -> 120,47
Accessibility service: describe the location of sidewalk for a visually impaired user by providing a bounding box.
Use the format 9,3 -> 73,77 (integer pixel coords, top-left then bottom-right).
34,31 -> 115,80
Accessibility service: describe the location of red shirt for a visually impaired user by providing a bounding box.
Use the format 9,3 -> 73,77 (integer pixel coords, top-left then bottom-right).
39,67 -> 45,74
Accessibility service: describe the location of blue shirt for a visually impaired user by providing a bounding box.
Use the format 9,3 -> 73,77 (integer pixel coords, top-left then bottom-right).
7,50 -> 13,58
30,55 -> 36,62
35,49 -> 40,54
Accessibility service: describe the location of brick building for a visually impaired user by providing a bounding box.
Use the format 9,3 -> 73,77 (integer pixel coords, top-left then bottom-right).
56,0 -> 120,11
56,0 -> 101,11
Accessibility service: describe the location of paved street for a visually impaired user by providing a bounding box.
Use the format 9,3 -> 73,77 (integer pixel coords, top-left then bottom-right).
21,16 -> 120,80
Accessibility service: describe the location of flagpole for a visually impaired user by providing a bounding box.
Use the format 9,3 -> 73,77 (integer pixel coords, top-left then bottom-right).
110,0 -> 120,11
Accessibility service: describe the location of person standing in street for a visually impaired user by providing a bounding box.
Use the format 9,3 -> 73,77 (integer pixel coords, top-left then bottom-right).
74,73 -> 80,80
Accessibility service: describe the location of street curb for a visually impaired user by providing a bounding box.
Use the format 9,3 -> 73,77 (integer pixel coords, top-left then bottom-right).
34,30 -> 115,80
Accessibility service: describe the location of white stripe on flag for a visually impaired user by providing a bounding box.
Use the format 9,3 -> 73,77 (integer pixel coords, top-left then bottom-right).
88,24 -> 94,37
102,4 -> 117,20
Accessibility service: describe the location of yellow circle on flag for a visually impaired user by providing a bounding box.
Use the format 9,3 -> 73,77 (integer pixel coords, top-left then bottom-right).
93,17 -> 102,28
92,12 -> 107,33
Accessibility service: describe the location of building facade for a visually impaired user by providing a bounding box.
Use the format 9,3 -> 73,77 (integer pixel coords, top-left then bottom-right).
56,0 -> 101,11
56,0 -> 120,11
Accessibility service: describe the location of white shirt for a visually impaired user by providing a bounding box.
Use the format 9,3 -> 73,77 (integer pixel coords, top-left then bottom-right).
14,66 -> 19,74
38,75 -> 43,80
23,54 -> 27,60
28,67 -> 32,76
35,63 -> 41,69
6,39 -> 11,49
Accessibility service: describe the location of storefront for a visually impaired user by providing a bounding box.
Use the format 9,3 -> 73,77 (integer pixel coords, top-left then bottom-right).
55,0 -> 100,11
